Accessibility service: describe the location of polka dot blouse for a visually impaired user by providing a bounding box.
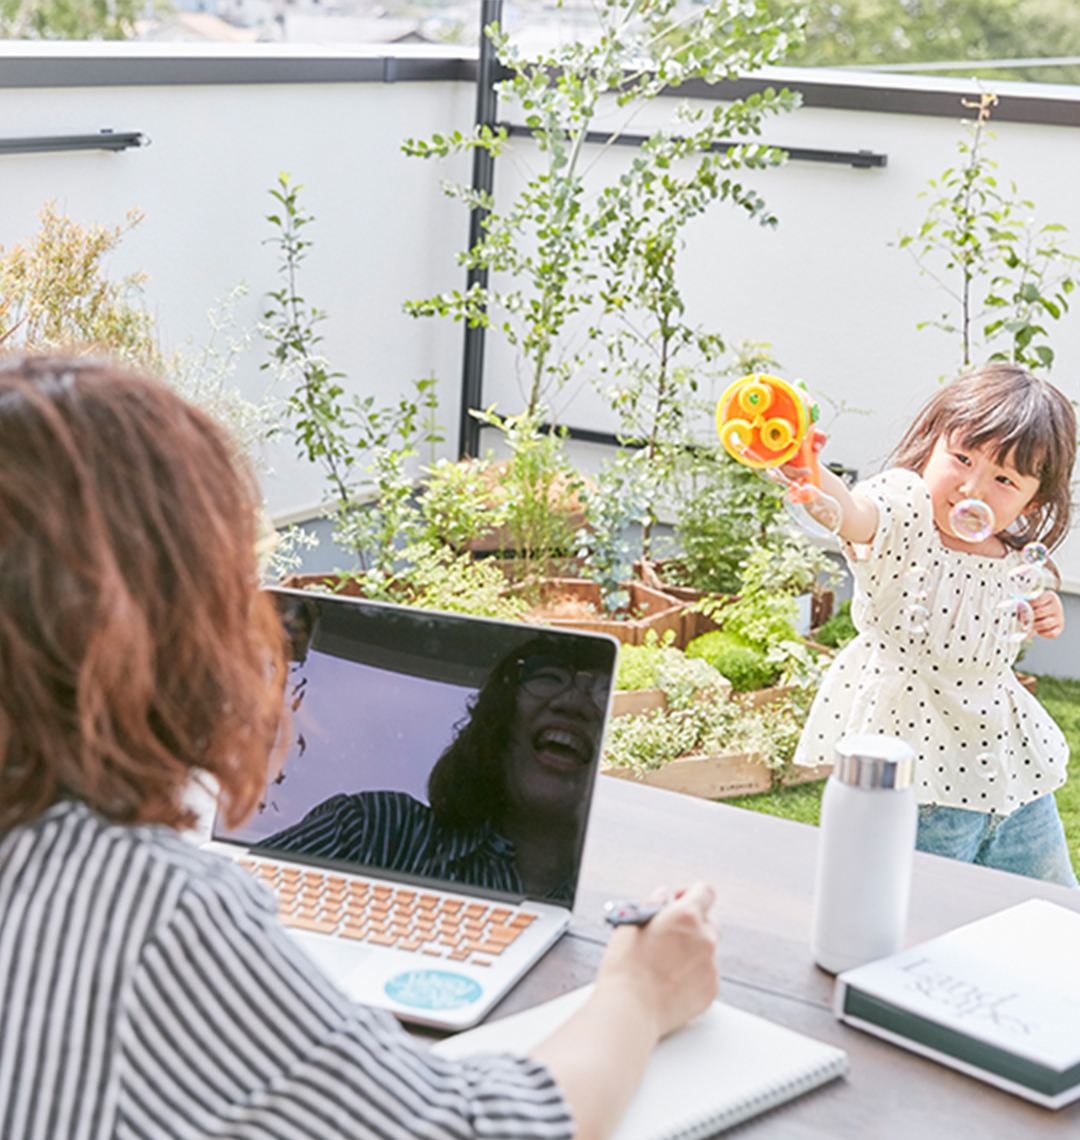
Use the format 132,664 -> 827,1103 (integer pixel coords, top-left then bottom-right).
793,468 -> 1068,815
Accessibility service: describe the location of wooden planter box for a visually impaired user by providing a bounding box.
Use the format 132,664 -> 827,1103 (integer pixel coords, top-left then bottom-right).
733,683 -> 800,710
602,752 -> 833,800
523,578 -> 685,647
602,751 -> 772,799
780,762 -> 834,787
611,689 -> 667,718
280,571 -> 366,596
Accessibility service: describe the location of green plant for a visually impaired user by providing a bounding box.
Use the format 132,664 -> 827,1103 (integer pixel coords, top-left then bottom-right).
349,543 -> 527,621
576,449 -> 651,612
786,0 -> 1080,85
616,631 -> 728,707
419,456 -> 508,551
655,649 -> 729,711
262,173 -> 442,573
592,87 -> 797,557
689,539 -> 837,660
604,705 -> 707,773
816,598 -> 857,649
1,0 -> 144,39
743,537 -> 838,596
898,91 -> 1078,372
0,203 -> 278,467
616,635 -> 666,692
259,522 -> 321,582
474,408 -> 583,581
169,285 -> 283,469
404,0 -> 804,417
685,631 -> 777,693
669,450 -> 786,593
0,201 -> 158,367
603,686 -> 809,775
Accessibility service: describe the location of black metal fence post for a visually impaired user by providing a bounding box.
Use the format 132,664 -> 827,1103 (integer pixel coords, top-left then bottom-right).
459,0 -> 502,459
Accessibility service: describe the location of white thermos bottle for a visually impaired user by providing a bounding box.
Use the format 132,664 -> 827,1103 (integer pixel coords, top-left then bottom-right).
811,733 -> 917,974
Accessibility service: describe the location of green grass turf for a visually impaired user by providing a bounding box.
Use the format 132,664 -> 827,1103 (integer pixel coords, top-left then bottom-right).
724,674 -> 1080,879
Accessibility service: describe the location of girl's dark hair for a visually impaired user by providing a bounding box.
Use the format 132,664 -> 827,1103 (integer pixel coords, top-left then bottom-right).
892,363 -> 1077,550
0,356 -> 286,833
427,634 -> 615,830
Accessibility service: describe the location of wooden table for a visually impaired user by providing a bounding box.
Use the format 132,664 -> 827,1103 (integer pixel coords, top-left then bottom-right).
485,774 -> 1080,1138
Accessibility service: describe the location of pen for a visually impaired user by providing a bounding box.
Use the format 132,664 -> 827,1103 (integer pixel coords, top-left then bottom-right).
603,897 -> 667,926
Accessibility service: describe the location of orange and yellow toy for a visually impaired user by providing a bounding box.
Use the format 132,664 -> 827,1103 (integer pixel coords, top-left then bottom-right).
715,374 -> 825,503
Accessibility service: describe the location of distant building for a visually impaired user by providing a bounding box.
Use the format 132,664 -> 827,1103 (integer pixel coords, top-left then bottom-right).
136,11 -> 260,41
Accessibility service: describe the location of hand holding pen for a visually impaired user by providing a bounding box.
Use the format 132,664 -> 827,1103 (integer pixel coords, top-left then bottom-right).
597,883 -> 720,1040
603,892 -> 671,926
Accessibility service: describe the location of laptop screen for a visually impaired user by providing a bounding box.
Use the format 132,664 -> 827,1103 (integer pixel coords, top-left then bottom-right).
213,588 -> 618,906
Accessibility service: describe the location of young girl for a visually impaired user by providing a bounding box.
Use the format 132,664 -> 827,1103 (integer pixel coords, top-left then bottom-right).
0,356 -> 718,1140
794,363 -> 1078,886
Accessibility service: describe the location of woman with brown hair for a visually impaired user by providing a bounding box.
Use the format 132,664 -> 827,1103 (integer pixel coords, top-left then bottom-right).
0,356 -> 718,1140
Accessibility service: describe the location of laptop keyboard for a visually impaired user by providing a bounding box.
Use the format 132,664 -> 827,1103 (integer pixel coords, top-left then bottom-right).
239,856 -> 539,968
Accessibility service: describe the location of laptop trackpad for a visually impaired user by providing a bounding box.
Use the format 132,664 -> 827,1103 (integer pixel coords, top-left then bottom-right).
288,929 -> 373,979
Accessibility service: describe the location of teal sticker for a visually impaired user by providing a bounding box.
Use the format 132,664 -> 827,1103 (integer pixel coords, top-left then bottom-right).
384,970 -> 483,1010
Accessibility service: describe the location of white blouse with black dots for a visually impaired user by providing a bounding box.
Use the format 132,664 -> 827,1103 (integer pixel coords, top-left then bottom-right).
794,467 -> 1068,815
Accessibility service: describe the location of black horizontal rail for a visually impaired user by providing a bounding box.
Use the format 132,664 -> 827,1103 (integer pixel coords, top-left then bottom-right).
502,123 -> 886,168
0,130 -> 149,156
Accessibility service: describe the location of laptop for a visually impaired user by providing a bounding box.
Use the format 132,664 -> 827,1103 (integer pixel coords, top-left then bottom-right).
205,586 -> 619,1030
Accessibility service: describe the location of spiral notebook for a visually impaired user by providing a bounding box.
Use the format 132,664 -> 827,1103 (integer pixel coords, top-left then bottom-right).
432,986 -> 848,1140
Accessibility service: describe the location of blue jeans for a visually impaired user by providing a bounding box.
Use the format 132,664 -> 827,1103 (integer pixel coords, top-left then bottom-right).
916,794 -> 1079,888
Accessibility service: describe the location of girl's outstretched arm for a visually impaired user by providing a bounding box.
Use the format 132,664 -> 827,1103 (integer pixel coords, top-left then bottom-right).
817,464 -> 879,545
529,883 -> 719,1140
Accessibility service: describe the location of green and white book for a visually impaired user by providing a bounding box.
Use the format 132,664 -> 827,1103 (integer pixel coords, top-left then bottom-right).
835,899 -> 1080,1108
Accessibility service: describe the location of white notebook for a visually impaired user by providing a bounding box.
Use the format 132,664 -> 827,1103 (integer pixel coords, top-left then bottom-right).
432,986 -> 848,1140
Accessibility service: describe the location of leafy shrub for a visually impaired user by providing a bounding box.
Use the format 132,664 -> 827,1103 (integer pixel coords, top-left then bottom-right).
815,599 -> 857,649
685,631 -> 778,693
344,544 -> 526,621
603,688 -> 811,776
616,640 -> 663,692
617,631 -> 729,709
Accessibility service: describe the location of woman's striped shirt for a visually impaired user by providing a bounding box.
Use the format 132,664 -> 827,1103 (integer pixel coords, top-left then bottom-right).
0,800 -> 575,1140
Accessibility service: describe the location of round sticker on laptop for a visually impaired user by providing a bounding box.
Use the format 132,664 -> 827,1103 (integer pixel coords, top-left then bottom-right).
385,970 -> 483,1010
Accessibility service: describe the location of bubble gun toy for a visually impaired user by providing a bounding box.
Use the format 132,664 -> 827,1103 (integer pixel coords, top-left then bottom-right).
715,374 -> 825,503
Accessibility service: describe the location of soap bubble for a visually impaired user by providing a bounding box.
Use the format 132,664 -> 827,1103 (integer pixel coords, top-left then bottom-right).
950,499 -> 995,543
1022,542 -> 1049,566
903,564 -> 930,600
973,752 -> 1000,784
993,597 -> 1035,644
901,603 -> 930,635
784,485 -> 843,540
1006,563 -> 1046,601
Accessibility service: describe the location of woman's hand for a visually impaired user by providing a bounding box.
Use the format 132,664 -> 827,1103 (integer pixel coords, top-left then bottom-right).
1031,590 -> 1065,639
529,883 -> 719,1140
595,882 -> 719,1039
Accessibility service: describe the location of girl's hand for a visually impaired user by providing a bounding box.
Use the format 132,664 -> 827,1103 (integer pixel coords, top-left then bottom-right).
1031,590 -> 1065,639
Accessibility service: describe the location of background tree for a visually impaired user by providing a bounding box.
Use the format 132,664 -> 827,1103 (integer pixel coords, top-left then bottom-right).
779,0 -> 1080,83
0,0 -> 144,39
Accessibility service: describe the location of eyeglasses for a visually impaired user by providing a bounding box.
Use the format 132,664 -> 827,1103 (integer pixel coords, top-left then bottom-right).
518,657 -> 611,706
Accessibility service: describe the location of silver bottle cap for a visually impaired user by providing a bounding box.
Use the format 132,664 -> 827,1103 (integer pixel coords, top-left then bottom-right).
834,733 -> 915,790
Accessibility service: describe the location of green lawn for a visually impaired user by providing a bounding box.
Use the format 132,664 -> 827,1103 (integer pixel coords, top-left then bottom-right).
725,674 -> 1080,880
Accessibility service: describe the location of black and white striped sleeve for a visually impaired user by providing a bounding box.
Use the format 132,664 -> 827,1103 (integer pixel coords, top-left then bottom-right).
119,862 -> 575,1140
